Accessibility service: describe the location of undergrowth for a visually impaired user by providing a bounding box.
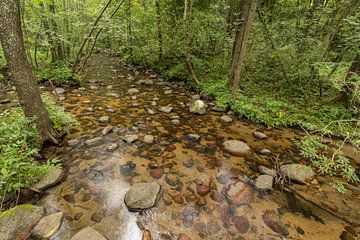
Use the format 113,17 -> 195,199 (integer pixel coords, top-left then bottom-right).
0,96 -> 77,198
35,63 -> 79,86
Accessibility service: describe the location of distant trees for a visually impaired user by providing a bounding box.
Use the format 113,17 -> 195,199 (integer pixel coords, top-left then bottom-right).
0,0 -> 59,144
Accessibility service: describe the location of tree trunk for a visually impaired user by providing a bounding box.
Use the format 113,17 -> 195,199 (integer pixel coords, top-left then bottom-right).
155,0 -> 163,60
229,0 -> 257,101
0,0 -> 59,145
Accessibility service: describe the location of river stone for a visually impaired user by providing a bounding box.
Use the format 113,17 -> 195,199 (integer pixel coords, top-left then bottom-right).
0,205 -> 44,240
220,115 -> 233,123
98,116 -> 109,123
187,134 -> 200,142
32,212 -> 63,239
124,183 -> 161,211
143,135 -> 154,144
71,227 -> 107,240
127,88 -> 139,94
280,164 -> 315,183
232,216 -> 250,234
164,90 -> 173,94
53,88 -> 65,95
85,137 -> 103,145
226,181 -> 254,205
255,175 -> 274,190
262,210 -> 289,236
253,131 -> 268,140
165,173 -> 180,186
223,140 -> 251,157
33,167 -> 63,191
106,143 -> 119,152
122,134 -> 139,144
259,166 -> 276,177
101,126 -> 113,135
189,100 -> 207,114
159,106 -> 173,113
260,148 -> 271,155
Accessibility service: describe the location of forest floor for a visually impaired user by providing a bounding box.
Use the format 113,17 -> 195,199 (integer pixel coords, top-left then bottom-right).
0,54 -> 359,240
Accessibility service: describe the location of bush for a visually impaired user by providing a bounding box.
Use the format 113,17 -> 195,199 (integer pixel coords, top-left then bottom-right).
0,96 -> 77,197
36,64 -> 79,86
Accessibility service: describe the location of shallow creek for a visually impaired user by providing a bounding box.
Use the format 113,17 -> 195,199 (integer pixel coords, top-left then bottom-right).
10,54 -> 358,239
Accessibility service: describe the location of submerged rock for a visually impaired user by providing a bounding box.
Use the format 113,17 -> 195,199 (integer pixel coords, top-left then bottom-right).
124,183 -> 161,211
127,88 -> 140,94
143,135 -> 154,144
262,210 -> 289,236
226,181 -> 254,205
159,106 -> 173,113
0,205 -> 44,240
280,164 -> 315,183
71,227 -> 107,240
232,216 -> 250,234
223,140 -> 251,157
98,116 -> 110,123
32,212 -> 63,239
189,100 -> 207,114
106,143 -> 119,152
187,134 -> 200,142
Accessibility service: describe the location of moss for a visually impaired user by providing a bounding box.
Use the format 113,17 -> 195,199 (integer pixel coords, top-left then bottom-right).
0,204 -> 38,220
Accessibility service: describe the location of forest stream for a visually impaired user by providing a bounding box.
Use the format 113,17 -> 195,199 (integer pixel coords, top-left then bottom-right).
2,54 -> 359,240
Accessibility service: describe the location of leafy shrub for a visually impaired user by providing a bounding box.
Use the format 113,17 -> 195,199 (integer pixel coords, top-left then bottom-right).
36,64 -> 79,86
0,96 -> 77,197
294,136 -> 359,192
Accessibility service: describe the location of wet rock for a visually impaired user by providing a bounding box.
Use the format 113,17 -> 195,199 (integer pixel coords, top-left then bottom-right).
189,100 -> 207,114
262,210 -> 289,236
159,106 -> 173,113
71,227 -> 107,240
191,94 -> 200,100
210,190 -> 223,203
143,135 -> 154,144
164,90 -> 173,94
255,175 -> 273,190
33,167 -> 63,191
74,212 -> 83,220
53,88 -> 66,94
91,212 -> 103,223
173,195 -> 185,204
0,99 -> 11,104
232,216 -> 250,234
90,86 -> 98,90
340,231 -> 356,240
223,140 -> 251,157
165,173 -> 180,186
98,116 -> 110,123
258,166 -> 276,177
172,119 -> 180,125
212,106 -> 226,112
253,131 -> 268,140
163,193 -> 173,205
178,234 -> 191,240
207,220 -> 221,235
187,134 -> 200,142
128,88 -> 140,94
68,139 -> 80,147
280,164 -> 315,183
106,108 -> 115,113
63,194 -> 76,204
101,126 -> 113,135
106,143 -> 119,152
196,184 -> 210,196
149,168 -> 164,179
120,162 -> 137,177
150,101 -> 157,106
59,96 -> 66,101
148,109 -> 155,115
183,158 -> 194,168
105,93 -> 119,97
260,148 -> 271,155
124,183 -> 161,211
0,205 -> 44,240
220,115 -> 233,123
85,137 -> 103,145
226,181 -> 254,205
136,79 -> 154,85
32,212 -> 63,239
86,107 -> 94,112
122,134 -> 139,144
78,87 -> 86,91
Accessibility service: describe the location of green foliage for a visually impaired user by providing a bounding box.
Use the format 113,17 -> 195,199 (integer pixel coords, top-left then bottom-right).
36,64 -> 79,86
0,96 -> 77,197
294,136 -> 359,192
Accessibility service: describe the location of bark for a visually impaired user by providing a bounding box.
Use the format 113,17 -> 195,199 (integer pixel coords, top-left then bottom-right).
0,0 -> 59,145
155,0 -> 163,60
229,0 -> 257,101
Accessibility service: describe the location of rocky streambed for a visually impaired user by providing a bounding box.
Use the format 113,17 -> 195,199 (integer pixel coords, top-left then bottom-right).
0,54 -> 359,240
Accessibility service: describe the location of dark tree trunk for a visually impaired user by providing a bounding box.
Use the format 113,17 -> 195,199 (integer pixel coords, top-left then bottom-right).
229,0 -> 257,101
0,0 -> 59,145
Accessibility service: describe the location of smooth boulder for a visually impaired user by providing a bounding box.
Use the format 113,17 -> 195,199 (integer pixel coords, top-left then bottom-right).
124,183 -> 161,211
32,212 -> 63,239
0,205 -> 44,240
33,167 -> 63,191
223,140 -> 251,157
280,164 -> 315,183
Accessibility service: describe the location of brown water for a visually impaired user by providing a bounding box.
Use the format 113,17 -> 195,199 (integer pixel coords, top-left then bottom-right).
6,54 -> 358,239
